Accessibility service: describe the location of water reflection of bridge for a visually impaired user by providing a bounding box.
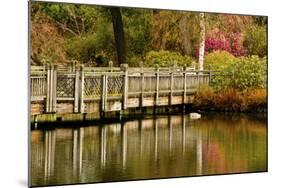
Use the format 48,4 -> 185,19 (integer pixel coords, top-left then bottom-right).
31,115 -> 204,184
31,114 -> 267,186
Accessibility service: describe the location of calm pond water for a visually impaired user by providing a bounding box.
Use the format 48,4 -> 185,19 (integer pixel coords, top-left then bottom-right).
30,113 -> 267,186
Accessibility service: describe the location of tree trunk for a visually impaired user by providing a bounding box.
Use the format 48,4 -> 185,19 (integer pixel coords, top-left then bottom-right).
180,15 -> 192,55
110,7 -> 126,65
198,13 -> 205,71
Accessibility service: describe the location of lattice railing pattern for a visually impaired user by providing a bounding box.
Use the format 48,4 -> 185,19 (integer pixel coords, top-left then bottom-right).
84,76 -> 102,98
56,75 -> 75,97
107,76 -> 123,96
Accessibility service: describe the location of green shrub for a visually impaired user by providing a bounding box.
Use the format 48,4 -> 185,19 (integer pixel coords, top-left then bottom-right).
144,50 -> 194,67
208,53 -> 267,91
230,56 -> 267,90
204,51 -> 237,90
127,55 -> 143,67
205,50 -> 237,68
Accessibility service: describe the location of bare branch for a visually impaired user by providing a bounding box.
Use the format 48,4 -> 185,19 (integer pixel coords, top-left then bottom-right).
67,6 -> 81,35
54,20 -> 79,37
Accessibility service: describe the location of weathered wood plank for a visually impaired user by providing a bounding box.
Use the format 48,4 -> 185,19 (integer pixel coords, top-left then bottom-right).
56,102 -> 73,114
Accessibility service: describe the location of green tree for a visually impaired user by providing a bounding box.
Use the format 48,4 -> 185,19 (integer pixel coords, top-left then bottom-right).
243,25 -> 267,57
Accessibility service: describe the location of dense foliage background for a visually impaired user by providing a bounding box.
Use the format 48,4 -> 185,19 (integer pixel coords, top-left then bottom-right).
31,2 -> 267,67
31,2 -> 267,112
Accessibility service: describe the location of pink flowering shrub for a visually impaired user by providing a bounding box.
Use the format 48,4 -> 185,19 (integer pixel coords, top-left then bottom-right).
197,29 -> 247,58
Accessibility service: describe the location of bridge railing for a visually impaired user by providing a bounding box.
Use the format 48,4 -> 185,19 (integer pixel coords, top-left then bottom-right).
30,64 -> 212,114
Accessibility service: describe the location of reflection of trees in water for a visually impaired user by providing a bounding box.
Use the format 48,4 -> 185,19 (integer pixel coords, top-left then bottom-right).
194,113 -> 267,173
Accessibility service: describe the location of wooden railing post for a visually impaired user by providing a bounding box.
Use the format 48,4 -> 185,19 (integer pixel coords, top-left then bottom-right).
101,74 -> 108,113
74,66 -> 80,113
45,64 -> 56,113
155,64 -> 159,106
108,61 -> 113,72
140,61 -> 144,107
48,65 -> 55,113
52,65 -> 57,113
121,64 -> 128,110
169,64 -> 175,105
49,65 -> 53,112
46,64 -> 51,113
80,65 -> 84,113
183,66 -> 187,104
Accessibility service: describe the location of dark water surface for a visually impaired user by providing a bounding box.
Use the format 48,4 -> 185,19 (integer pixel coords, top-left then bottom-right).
30,113 -> 267,186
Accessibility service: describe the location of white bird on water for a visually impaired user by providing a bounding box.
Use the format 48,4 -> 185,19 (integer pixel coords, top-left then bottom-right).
189,112 -> 201,120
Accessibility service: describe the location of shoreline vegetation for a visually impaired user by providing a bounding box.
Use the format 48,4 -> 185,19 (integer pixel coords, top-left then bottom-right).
195,52 -> 267,113
194,87 -> 267,113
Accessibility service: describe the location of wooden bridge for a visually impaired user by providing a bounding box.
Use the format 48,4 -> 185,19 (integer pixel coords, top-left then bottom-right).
30,64 -> 212,122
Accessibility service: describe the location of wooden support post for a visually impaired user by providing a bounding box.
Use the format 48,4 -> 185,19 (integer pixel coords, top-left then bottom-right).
80,65 -> 84,113
100,75 -> 105,116
121,64 -> 128,110
155,65 -> 159,106
109,61 -> 113,72
170,68 -> 174,106
104,75 -> 108,112
52,65 -> 57,113
183,66 -> 187,104
74,66 -> 80,113
49,65 -> 54,112
46,64 -> 50,113
141,63 -> 144,107
101,74 -> 108,113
